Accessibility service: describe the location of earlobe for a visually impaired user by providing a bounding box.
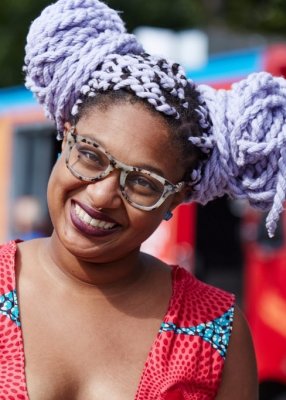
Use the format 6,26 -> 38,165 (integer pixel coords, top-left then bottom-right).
169,190 -> 186,212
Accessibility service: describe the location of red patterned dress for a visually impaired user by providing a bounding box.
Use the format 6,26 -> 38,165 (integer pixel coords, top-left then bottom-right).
0,241 -> 235,399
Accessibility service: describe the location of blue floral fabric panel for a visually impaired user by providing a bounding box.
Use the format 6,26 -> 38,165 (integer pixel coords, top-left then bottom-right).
160,306 -> 234,358
0,290 -> 21,326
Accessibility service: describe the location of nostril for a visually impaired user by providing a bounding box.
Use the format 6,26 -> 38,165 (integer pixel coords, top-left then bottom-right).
85,175 -> 123,208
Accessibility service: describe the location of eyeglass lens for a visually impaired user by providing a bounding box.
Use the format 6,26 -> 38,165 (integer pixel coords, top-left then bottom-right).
68,140 -> 165,207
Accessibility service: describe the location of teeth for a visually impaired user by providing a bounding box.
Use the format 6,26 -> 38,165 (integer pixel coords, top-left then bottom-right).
74,204 -> 116,230
83,213 -> 92,224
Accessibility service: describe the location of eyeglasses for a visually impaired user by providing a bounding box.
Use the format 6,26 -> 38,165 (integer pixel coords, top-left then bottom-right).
65,127 -> 185,211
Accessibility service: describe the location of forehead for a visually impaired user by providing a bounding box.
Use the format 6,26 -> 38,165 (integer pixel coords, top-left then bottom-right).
75,102 -> 184,181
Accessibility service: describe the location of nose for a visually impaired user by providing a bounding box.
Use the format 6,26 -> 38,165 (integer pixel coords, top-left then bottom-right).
85,170 -> 123,209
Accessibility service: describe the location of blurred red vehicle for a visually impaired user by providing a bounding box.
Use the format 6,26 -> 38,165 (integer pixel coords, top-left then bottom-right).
242,208 -> 286,399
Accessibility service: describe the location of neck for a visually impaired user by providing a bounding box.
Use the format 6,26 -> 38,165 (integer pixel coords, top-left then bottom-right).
39,232 -> 147,295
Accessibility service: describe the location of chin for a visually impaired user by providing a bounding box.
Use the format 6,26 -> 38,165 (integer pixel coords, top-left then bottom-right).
56,229 -> 136,264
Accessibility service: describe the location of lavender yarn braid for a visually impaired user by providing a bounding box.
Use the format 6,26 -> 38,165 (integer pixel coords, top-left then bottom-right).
24,0 -> 143,132
194,74 -> 286,237
24,0 -> 286,237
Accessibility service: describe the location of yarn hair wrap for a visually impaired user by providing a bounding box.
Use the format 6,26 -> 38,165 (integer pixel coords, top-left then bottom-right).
24,0 -> 143,133
24,0 -> 286,237
193,73 -> 286,237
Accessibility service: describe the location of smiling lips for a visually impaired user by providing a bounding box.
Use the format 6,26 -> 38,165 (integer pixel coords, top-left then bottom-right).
75,203 -> 116,229
71,201 -> 120,236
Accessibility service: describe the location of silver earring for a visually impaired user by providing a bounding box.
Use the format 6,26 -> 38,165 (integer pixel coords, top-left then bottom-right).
164,211 -> 173,221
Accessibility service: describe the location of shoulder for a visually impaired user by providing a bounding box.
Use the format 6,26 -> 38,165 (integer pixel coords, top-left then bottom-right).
0,239 -> 44,291
171,266 -> 235,325
172,270 -> 258,398
216,305 -> 258,399
0,239 -> 38,267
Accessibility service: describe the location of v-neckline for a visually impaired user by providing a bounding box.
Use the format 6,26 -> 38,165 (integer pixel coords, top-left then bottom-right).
134,265 -> 179,399
11,240 -> 180,400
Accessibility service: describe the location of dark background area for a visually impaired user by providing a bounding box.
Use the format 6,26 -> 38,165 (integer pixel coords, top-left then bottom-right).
0,0 -> 286,87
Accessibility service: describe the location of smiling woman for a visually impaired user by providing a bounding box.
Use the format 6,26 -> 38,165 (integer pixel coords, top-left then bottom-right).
1,0 -> 286,399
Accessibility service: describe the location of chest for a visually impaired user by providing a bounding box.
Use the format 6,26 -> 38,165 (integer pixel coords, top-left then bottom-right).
0,241 -> 233,399
20,287 -> 166,400
0,264 -> 229,400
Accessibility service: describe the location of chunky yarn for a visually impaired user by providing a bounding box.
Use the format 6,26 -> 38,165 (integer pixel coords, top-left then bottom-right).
24,0 -> 286,236
24,0 -> 194,137
192,72 -> 286,237
71,53 -> 190,121
24,0 -> 143,133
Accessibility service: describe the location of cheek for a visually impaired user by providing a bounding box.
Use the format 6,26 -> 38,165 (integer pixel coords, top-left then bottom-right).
47,160 -> 80,214
47,163 -> 64,224
127,206 -> 167,242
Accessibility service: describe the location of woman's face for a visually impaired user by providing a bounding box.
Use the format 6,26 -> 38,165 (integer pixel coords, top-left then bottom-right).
47,101 -> 186,263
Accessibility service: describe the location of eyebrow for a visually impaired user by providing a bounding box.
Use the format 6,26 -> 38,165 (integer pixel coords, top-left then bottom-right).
75,130 -> 166,177
133,163 -> 165,177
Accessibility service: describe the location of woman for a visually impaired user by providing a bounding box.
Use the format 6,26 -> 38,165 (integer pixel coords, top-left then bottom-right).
1,0 -> 286,398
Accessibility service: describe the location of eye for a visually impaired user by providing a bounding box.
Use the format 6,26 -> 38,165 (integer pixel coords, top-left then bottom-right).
133,176 -> 153,188
127,173 -> 163,193
79,149 -> 100,162
76,144 -> 107,167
